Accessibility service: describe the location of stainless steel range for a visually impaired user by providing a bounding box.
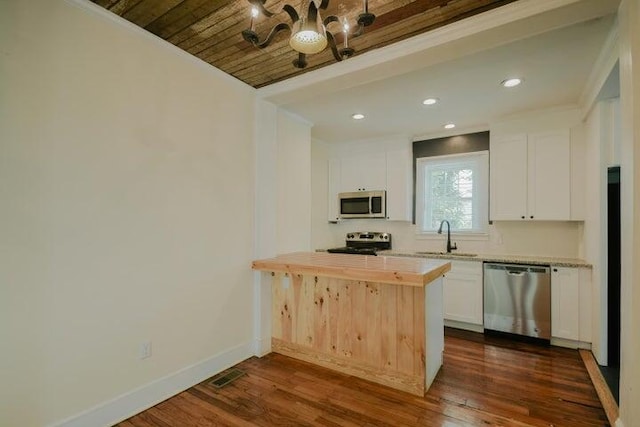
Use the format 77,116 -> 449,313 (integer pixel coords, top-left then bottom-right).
327,232 -> 391,256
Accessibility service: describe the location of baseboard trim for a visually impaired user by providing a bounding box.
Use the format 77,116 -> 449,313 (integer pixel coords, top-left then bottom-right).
551,336 -> 592,350
579,349 -> 619,427
444,320 -> 484,333
253,337 -> 271,357
48,341 -> 254,427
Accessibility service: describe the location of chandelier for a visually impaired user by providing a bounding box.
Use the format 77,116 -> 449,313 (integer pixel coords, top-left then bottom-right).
242,0 -> 376,69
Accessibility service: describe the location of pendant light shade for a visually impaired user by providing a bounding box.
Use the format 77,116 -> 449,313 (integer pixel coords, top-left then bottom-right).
289,17 -> 328,54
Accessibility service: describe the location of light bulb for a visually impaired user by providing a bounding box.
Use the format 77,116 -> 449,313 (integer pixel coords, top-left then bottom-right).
342,17 -> 350,33
501,78 -> 522,88
250,7 -> 259,31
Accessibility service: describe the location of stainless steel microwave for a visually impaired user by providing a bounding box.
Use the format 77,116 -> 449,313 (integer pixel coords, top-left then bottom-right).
338,190 -> 386,219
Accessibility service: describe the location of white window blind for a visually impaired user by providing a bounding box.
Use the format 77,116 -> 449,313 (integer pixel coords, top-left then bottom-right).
416,151 -> 488,234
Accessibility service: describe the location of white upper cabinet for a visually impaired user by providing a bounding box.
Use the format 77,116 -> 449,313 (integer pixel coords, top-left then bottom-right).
490,133 -> 528,220
528,130 -> 571,220
490,129 -> 571,221
339,152 -> 387,193
385,147 -> 412,221
327,158 -> 341,222
327,142 -> 412,222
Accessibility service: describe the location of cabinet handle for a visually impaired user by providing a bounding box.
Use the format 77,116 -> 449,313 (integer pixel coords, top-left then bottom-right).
521,215 -> 525,219
530,216 -> 534,219
553,268 -> 558,272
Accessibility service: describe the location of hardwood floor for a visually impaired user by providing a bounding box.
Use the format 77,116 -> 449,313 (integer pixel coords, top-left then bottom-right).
117,329 -> 608,426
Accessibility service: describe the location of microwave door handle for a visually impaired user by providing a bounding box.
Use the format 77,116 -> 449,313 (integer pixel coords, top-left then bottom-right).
369,197 -> 373,216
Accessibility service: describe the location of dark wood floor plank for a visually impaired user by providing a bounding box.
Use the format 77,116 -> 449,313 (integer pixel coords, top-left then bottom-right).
117,328 -> 609,427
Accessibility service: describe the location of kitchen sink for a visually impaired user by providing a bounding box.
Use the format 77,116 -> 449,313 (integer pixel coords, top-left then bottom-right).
416,251 -> 478,257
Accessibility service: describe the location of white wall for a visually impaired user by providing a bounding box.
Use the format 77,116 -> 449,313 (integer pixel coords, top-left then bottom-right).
0,1 -> 256,426
582,101 -> 616,364
313,216 -> 583,258
617,0 -> 640,425
276,112 -> 312,254
253,103 -> 312,356
311,139 -> 336,250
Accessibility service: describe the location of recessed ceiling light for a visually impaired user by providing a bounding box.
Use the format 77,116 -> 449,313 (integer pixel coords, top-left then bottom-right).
352,113 -> 365,120
501,78 -> 522,88
444,123 -> 456,129
423,98 -> 438,105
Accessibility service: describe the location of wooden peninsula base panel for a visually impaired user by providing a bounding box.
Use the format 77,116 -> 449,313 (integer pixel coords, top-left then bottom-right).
252,252 -> 451,396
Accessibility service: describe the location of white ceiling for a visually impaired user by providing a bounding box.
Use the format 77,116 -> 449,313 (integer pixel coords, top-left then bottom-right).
276,10 -> 616,143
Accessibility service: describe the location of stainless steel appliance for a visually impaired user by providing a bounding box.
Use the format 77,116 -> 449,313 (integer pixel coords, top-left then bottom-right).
338,190 -> 386,219
327,232 -> 391,256
484,263 -> 551,340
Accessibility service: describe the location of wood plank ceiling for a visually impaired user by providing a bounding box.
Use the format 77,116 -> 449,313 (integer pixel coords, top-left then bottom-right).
91,0 -> 517,88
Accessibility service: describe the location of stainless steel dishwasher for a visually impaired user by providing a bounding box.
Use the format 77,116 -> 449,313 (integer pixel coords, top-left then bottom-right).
483,263 -> 551,340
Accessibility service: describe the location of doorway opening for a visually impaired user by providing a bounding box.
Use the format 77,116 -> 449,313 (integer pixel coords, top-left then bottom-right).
599,166 -> 621,403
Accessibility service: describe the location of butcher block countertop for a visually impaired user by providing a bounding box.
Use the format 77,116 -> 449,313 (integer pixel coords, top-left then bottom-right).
251,252 -> 451,287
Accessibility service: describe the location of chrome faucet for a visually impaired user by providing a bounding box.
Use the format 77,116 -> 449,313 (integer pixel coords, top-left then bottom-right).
437,220 -> 458,253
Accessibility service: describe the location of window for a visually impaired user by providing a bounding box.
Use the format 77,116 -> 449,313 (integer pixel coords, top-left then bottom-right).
416,151 -> 488,234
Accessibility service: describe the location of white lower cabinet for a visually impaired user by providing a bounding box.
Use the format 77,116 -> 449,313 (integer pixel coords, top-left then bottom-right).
442,260 -> 483,327
551,267 -> 592,344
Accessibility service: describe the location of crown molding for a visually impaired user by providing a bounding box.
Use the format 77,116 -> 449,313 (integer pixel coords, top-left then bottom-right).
579,22 -> 620,119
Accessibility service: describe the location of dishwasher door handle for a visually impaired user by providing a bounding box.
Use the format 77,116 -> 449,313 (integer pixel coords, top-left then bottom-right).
507,271 -> 525,276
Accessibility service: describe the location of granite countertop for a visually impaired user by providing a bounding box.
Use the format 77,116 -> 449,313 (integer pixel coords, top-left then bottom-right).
380,250 -> 592,268
252,251 -> 451,287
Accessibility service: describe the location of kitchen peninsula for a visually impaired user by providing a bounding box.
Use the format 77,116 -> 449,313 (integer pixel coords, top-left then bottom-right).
251,252 -> 451,395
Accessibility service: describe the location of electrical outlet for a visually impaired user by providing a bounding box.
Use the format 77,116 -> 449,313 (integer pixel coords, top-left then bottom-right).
139,341 -> 152,359
282,275 -> 290,289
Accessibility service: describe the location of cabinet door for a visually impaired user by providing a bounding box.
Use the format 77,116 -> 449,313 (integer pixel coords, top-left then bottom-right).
490,134 -> 528,220
339,152 -> 387,192
551,267 -> 580,340
578,268 -> 592,343
528,130 -> 571,220
327,158 -> 341,222
385,148 -> 412,221
443,261 -> 483,325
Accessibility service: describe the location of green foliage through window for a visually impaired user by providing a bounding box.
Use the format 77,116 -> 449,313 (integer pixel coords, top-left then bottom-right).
426,167 -> 473,230
416,152 -> 488,234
